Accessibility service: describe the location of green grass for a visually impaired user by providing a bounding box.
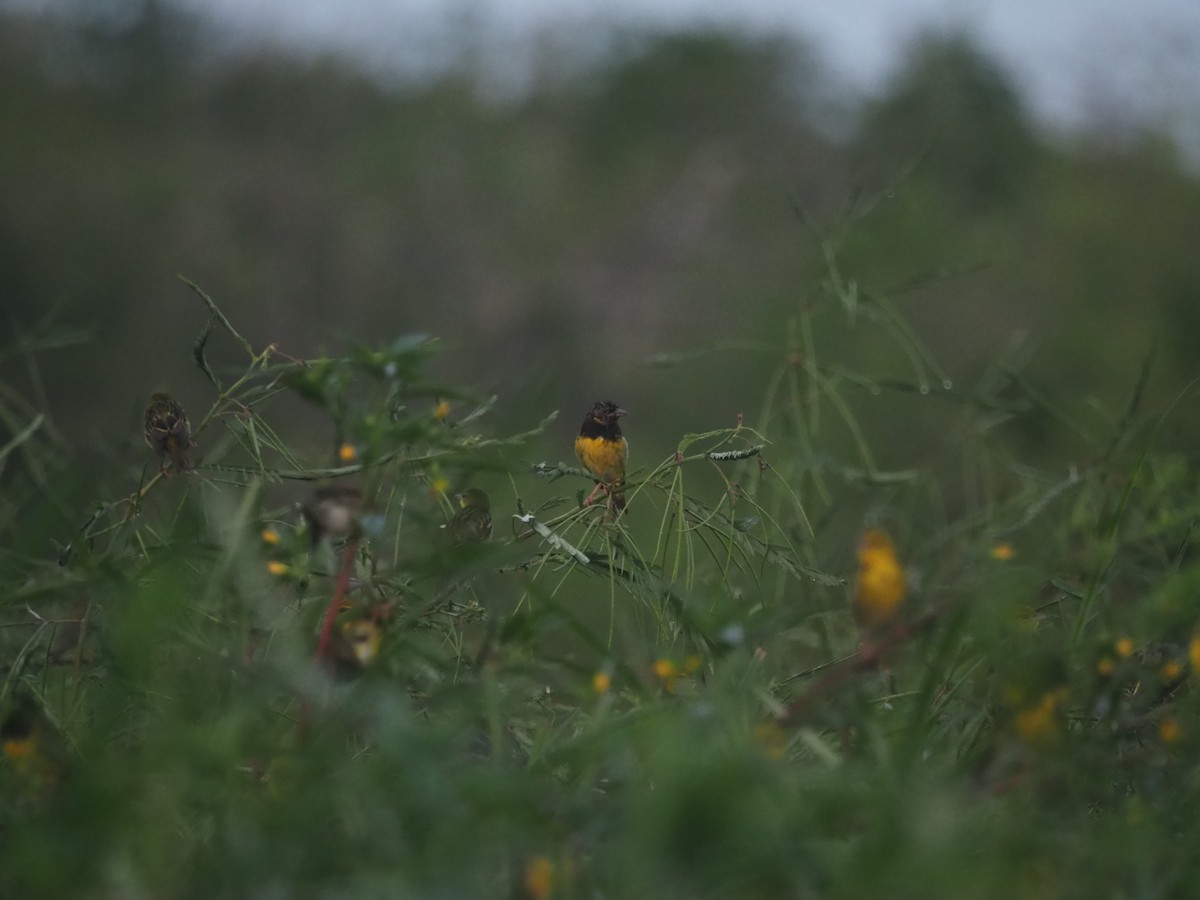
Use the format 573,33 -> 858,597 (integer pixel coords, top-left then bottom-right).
3,276 -> 1200,900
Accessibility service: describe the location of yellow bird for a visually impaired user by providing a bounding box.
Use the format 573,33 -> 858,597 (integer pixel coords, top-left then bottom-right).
574,400 -> 628,512
853,529 -> 906,632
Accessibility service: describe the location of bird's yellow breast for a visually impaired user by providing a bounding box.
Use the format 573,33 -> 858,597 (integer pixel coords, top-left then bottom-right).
575,434 -> 628,484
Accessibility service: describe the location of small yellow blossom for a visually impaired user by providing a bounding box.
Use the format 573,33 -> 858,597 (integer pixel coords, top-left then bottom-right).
1159,717 -> 1182,745
990,542 -> 1016,561
854,529 -> 906,630
267,561 -> 289,576
753,722 -> 786,760
1114,637 -> 1134,659
1189,634 -> 1200,672
1014,687 -> 1067,744
430,476 -> 451,497
592,671 -> 611,694
524,856 -> 554,900
653,659 -> 678,692
434,400 -> 451,420
1161,660 -> 1183,681
1096,657 -> 1114,677
261,528 -> 280,545
3,737 -> 34,761
338,443 -> 357,463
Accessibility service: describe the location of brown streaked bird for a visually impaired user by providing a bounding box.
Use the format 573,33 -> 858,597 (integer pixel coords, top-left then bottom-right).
303,484 -> 365,546
445,487 -> 493,546
49,599 -> 91,665
144,392 -> 194,474
575,400 -> 628,512
853,528 -> 907,633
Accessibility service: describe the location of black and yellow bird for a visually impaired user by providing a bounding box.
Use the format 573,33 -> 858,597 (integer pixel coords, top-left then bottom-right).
144,392 -> 194,474
575,400 -> 628,512
2,692 -> 67,795
445,488 -> 493,546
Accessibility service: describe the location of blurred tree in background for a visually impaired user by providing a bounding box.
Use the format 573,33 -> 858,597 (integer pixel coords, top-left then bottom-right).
2,0 -> 1198,480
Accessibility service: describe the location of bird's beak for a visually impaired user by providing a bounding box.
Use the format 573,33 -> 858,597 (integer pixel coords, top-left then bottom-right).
614,407 -> 628,418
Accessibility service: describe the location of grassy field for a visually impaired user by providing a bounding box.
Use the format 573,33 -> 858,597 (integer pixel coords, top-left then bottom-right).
3,272 -> 1198,899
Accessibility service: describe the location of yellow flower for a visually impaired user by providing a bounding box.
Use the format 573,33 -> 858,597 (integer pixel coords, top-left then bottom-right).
430,476 -> 451,497
1114,637 -> 1134,659
652,659 -> 677,680
753,722 -> 786,760
990,542 -> 1015,561
524,856 -> 554,900
592,671 -> 611,694
853,529 -> 906,631
267,561 -> 289,576
1190,634 -> 1200,672
434,400 -> 451,420
338,443 -> 357,463
1159,717 -> 1182,745
1096,657 -> 1114,677
1014,687 -> 1067,744
2,736 -> 34,761
261,528 -> 280,545
653,659 -> 678,692
1161,660 -> 1183,681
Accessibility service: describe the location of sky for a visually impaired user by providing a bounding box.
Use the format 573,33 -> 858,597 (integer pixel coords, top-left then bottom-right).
166,0 -> 1200,142
8,0 -> 1200,148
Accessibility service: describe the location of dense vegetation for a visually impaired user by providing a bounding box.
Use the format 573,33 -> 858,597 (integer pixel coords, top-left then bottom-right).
3,3 -> 1200,897
3,3 -> 1199,466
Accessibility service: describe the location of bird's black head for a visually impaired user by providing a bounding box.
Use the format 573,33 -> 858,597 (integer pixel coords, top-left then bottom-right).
585,400 -> 627,426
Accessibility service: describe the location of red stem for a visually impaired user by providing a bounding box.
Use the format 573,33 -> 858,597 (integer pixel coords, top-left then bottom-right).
315,538 -> 359,671
298,538 -> 360,742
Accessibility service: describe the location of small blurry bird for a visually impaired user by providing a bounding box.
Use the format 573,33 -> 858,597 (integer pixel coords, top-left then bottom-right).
1,692 -> 67,794
445,488 -> 493,546
329,616 -> 384,678
49,599 -> 91,665
575,400 -> 628,512
144,392 -> 194,474
434,488 -> 493,609
303,484 -> 365,546
853,529 -> 907,633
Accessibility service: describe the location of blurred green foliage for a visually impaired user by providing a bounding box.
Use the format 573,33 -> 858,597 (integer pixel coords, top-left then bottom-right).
3,262 -> 1200,897
4,3 -> 1200,896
